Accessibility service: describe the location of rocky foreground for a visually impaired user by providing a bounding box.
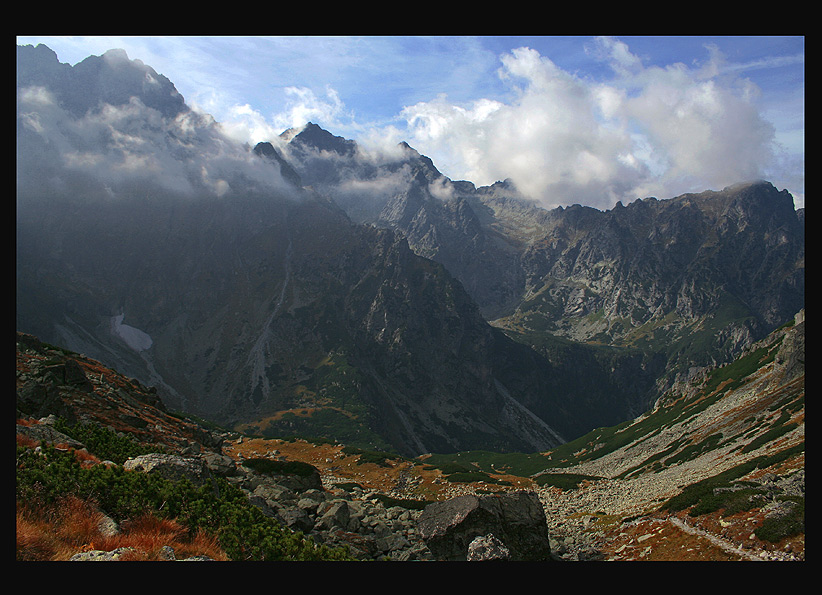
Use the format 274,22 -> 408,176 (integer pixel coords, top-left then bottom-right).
16,324 -> 804,561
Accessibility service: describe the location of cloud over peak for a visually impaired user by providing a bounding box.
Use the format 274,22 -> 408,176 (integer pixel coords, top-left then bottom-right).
17,46 -> 296,204
397,40 -> 783,209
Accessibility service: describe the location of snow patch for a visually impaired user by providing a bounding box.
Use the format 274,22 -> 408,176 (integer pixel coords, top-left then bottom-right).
111,313 -> 153,352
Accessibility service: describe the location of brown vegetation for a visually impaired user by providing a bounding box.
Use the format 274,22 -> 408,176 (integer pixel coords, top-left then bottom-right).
16,495 -> 228,562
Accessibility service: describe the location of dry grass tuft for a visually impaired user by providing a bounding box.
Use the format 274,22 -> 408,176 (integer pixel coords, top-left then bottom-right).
17,495 -> 105,561
16,433 -> 39,449
97,515 -> 229,561
16,496 -> 228,561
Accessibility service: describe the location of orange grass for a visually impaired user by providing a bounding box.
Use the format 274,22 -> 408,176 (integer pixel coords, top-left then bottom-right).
16,495 -> 228,561
17,495 -> 105,561
98,515 -> 228,561
16,434 -> 39,449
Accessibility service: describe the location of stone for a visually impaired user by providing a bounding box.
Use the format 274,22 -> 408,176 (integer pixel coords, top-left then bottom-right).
241,459 -> 324,492
316,500 -> 350,531
123,453 -> 211,486
417,490 -> 552,561
16,421 -> 85,450
46,359 -> 94,392
297,497 -> 321,514
467,534 -> 510,561
17,383 -> 78,423
97,513 -> 120,538
70,547 -> 136,561
376,532 -> 411,554
253,482 -> 297,504
277,507 -> 315,533
200,451 -> 239,477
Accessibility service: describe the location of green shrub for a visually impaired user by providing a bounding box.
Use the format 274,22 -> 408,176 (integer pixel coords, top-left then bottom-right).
241,457 -> 318,478
755,497 -> 804,543
52,418 -> 161,465
341,446 -> 402,467
445,471 -> 509,485
740,421 -> 798,454
660,443 -> 804,516
534,473 -> 600,490
16,444 -> 352,561
688,487 -> 767,518
428,461 -> 473,475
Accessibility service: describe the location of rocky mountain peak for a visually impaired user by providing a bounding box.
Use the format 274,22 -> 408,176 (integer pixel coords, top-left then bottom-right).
253,141 -> 303,187
281,121 -> 357,157
17,43 -> 187,119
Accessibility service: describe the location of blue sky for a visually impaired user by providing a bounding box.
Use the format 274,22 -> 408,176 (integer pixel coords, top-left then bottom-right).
17,35 -> 804,209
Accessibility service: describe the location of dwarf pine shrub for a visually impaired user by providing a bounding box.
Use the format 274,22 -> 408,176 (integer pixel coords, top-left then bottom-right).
16,444 -> 352,561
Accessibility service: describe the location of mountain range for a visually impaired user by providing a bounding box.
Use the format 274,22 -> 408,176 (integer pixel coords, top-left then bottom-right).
16,44 -> 804,458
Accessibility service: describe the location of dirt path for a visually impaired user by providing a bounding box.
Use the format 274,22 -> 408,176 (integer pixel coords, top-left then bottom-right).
668,516 -> 764,561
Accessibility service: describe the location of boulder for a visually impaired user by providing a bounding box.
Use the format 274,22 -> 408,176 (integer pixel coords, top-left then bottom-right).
417,490 -> 552,561
44,359 -> 94,392
16,421 -> 85,449
17,383 -> 78,423
240,458 -> 324,492
276,506 -> 315,533
315,500 -> 351,531
200,451 -> 239,477
124,453 -> 211,486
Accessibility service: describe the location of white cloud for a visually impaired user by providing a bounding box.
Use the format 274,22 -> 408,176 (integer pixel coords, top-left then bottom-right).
23,36 -> 794,210
336,166 -> 413,201
395,40 -> 780,209
428,177 -> 456,201
271,85 -> 351,132
400,47 -> 644,209
215,103 -> 283,146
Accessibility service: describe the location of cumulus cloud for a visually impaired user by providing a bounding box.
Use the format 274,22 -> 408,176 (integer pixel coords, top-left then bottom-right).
397,40 -> 779,209
216,102 -> 284,147
272,85 -> 352,133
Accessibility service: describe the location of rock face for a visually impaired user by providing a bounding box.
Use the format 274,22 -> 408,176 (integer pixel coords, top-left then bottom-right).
276,123 -> 804,392
277,123 -> 803,353
417,490 -> 552,561
273,120 -> 804,426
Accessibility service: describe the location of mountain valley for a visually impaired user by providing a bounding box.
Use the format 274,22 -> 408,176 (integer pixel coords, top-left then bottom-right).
16,43 -> 804,561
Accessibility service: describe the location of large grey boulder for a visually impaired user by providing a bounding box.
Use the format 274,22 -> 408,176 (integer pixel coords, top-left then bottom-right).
43,358 -> 94,392
200,451 -> 239,477
124,453 -> 211,486
315,500 -> 350,531
417,490 -> 552,561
